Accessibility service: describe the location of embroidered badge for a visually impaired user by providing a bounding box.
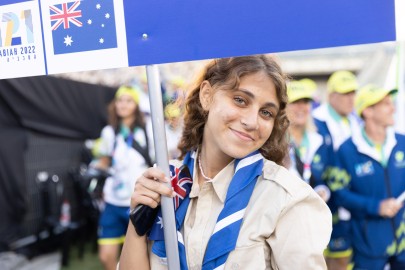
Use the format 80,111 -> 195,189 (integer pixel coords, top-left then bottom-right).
354,161 -> 374,177
395,151 -> 405,168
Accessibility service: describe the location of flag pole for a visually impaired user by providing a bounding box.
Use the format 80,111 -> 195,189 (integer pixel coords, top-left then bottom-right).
146,65 -> 180,269
395,0 -> 405,134
395,41 -> 405,134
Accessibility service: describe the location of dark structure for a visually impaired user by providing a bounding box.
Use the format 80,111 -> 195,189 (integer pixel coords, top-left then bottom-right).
0,76 -> 115,261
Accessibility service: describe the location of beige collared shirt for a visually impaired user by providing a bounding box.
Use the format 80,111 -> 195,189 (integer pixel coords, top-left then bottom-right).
149,159 -> 332,270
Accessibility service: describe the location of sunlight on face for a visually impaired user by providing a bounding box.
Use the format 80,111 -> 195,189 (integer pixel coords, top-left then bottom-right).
202,71 -> 279,161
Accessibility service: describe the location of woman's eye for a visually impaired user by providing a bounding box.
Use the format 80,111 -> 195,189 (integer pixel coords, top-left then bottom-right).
234,97 -> 246,105
261,109 -> 273,119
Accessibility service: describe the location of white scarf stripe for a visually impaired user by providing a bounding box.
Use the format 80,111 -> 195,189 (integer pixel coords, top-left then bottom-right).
177,231 -> 184,245
213,264 -> 225,270
212,208 -> 246,235
235,153 -> 263,173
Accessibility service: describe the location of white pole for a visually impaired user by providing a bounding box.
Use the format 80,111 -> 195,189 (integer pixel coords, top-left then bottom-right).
146,65 -> 180,269
395,42 -> 405,134
395,0 -> 405,134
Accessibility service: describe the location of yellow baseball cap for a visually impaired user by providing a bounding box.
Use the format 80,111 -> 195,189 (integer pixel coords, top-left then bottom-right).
287,80 -> 314,103
115,85 -> 140,104
164,103 -> 181,119
355,84 -> 397,116
300,78 -> 317,92
327,70 -> 358,93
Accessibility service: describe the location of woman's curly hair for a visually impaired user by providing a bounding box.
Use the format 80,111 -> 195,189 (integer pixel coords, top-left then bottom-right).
177,55 -> 290,165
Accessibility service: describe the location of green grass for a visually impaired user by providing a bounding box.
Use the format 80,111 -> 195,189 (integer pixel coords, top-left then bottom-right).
62,242 -> 103,270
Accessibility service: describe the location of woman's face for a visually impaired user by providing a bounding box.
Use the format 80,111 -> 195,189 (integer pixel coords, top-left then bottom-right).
115,94 -> 137,119
201,71 -> 279,160
286,99 -> 311,128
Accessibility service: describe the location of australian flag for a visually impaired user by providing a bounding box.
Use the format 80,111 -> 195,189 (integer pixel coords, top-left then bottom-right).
50,0 -> 117,55
148,164 -> 193,240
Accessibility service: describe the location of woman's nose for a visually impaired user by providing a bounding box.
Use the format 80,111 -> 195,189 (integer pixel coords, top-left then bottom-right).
240,112 -> 259,130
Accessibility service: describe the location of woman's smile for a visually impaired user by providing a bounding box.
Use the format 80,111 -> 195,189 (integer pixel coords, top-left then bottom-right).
230,128 -> 255,141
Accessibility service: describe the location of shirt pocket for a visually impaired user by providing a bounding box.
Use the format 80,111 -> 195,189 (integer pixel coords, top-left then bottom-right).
225,243 -> 266,270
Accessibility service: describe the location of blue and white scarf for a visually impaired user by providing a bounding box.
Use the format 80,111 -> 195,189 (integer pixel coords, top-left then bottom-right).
149,150 -> 264,269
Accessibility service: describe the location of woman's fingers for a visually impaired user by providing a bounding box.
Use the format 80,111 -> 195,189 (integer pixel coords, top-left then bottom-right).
138,187 -> 162,205
142,167 -> 171,183
130,167 -> 175,209
133,194 -> 160,209
138,177 -> 174,198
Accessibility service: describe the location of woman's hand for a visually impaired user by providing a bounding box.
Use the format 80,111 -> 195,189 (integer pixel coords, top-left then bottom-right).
131,167 -> 175,210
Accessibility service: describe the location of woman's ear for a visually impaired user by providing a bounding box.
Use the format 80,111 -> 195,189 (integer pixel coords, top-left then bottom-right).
199,80 -> 213,111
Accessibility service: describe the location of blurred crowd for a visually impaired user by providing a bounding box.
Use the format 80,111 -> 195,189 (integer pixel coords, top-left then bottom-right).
1,57 -> 403,270
285,72 -> 404,270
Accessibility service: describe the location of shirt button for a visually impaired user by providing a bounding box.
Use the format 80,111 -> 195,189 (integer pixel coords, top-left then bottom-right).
231,263 -> 239,269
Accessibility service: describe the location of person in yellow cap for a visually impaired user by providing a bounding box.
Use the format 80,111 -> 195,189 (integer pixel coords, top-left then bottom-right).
312,70 -> 361,270
164,103 -> 183,159
300,78 -> 321,109
328,84 -> 405,269
164,75 -> 187,107
93,85 -> 154,270
286,81 -> 331,202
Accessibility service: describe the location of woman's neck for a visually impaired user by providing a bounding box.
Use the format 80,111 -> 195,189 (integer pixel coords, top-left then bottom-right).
198,142 -> 233,185
289,125 -> 305,146
121,116 -> 135,129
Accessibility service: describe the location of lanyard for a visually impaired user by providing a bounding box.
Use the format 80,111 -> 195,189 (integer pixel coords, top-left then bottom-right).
302,162 -> 311,184
296,133 -> 312,184
111,130 -> 133,166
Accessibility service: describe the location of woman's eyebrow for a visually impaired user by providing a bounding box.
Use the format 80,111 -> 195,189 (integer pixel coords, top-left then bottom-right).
238,88 -> 279,111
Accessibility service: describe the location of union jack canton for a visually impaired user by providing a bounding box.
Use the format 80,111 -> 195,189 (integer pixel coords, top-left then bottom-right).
50,1 -> 82,30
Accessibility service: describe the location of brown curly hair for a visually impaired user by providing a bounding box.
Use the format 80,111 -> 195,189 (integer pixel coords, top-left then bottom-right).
177,55 -> 290,165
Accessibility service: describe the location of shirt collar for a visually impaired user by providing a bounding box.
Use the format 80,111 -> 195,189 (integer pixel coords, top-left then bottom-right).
353,126 -> 396,164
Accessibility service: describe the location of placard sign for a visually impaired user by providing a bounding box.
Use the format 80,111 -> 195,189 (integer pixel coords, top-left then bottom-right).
0,0 -> 396,79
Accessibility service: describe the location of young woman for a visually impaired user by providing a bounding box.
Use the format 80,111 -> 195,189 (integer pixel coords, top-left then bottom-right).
286,80 -> 331,202
119,55 -> 332,269
94,86 -> 153,270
